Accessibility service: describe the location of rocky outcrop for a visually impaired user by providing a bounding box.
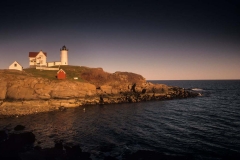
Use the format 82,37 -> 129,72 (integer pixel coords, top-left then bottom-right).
0,69 -> 199,116
3,76 -> 96,100
80,68 -> 146,87
50,81 -> 96,99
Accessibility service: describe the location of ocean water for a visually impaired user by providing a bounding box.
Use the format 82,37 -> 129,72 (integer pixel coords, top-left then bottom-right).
0,80 -> 240,159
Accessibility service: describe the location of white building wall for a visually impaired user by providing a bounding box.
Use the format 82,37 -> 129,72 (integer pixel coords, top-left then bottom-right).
47,61 -> 61,67
55,61 -> 61,65
36,51 -> 47,66
29,57 -> 36,66
47,62 -> 54,67
9,61 -> 23,71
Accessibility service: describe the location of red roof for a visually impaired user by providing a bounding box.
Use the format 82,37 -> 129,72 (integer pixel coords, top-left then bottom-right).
57,69 -> 66,74
29,52 -> 47,57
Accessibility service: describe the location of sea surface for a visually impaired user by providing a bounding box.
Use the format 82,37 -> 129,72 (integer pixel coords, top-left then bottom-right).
1,80 -> 240,159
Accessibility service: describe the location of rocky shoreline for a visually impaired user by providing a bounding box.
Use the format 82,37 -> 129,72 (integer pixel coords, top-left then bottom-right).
0,69 -> 199,116
0,88 -> 199,117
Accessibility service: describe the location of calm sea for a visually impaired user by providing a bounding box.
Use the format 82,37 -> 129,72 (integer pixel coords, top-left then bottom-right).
0,80 -> 240,159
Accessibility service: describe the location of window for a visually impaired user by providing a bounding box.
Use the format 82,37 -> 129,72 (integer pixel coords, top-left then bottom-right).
14,63 -> 17,67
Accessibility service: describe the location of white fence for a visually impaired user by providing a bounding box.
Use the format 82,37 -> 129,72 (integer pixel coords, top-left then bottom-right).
36,67 -> 59,70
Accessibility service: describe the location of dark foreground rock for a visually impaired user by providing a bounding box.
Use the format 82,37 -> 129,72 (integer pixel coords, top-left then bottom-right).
14,125 -> 26,131
0,131 -> 35,159
1,126 -> 193,160
1,130 -> 192,160
1,128 -> 239,160
0,129 -> 92,160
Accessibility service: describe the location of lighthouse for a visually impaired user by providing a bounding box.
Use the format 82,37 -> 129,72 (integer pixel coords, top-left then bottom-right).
60,45 -> 68,65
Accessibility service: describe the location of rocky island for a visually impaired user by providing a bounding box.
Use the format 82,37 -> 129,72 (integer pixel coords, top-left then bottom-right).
0,66 -> 199,116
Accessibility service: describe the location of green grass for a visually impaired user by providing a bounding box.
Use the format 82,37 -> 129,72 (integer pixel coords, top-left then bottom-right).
24,68 -> 59,80
23,65 -> 87,81
59,65 -> 87,81
2,69 -> 26,76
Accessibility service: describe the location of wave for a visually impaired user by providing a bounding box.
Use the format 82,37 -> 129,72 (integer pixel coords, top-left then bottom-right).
192,88 -> 203,91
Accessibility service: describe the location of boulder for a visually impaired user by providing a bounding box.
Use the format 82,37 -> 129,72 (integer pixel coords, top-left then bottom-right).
0,130 -> 8,142
0,132 -> 35,153
6,86 -> 37,100
14,125 -> 25,131
50,81 -> 96,99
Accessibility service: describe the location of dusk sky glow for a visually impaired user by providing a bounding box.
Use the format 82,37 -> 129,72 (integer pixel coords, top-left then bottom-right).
1,0 -> 240,80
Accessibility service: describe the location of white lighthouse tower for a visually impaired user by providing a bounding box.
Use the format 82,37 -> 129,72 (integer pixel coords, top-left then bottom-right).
60,45 -> 68,65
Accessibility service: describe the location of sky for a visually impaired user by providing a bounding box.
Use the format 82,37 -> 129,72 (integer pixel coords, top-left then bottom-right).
1,0 -> 240,80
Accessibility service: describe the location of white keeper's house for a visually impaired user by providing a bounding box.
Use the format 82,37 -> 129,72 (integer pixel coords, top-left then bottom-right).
29,50 -> 47,68
29,45 -> 68,68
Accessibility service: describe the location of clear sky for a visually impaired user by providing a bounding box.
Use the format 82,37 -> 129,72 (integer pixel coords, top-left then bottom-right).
1,0 -> 240,80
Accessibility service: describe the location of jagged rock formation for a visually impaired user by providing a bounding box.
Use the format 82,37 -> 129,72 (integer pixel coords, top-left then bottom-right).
0,68 -> 198,116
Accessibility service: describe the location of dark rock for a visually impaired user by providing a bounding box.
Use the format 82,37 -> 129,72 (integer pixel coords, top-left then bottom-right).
0,152 -> 21,160
80,152 -> 91,160
100,95 -> 104,104
99,143 -> 116,152
131,83 -> 136,93
64,144 -> 82,155
0,130 -> 8,142
9,132 -> 35,144
14,125 -> 25,131
104,156 -> 118,160
34,145 -> 42,150
58,106 -> 66,111
0,131 -> 92,160
0,132 -> 35,158
64,144 -> 92,160
54,140 -> 63,150
38,147 -> 65,159
142,89 -> 146,94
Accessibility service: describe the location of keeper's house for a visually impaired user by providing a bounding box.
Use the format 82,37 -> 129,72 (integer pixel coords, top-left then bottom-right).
28,45 -> 68,68
29,50 -> 47,68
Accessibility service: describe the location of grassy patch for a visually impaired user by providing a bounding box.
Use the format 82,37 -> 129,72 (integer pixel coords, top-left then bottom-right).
2,69 -> 26,76
23,66 -> 86,81
59,65 -> 88,82
24,68 -> 58,80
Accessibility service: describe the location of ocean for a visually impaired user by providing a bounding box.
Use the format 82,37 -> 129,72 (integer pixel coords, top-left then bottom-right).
0,80 -> 240,159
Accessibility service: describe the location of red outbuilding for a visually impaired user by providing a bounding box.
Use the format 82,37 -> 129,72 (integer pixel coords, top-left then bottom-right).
57,69 -> 66,79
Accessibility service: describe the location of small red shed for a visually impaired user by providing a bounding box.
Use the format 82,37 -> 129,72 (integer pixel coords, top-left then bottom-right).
57,69 -> 66,79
